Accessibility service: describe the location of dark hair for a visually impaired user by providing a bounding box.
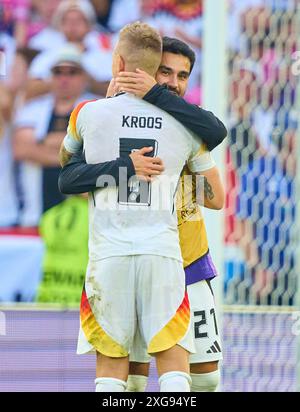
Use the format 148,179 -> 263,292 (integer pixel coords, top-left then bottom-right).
162,36 -> 196,73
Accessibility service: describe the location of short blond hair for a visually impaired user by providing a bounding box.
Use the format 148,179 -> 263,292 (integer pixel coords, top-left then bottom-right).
117,21 -> 162,76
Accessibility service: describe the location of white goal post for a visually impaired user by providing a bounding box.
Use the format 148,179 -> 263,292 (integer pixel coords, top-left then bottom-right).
202,0 -> 300,392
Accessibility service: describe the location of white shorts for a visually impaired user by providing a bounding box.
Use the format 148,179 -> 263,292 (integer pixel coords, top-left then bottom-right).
77,255 -> 195,357
130,279 -> 223,364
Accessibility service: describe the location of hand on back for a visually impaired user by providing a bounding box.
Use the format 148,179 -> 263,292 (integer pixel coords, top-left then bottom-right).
129,147 -> 164,182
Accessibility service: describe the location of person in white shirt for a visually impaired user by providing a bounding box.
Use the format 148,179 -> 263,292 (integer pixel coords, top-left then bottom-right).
27,0 -> 112,100
0,32 -> 16,77
0,47 -> 37,227
142,0 -> 203,98
14,46 -> 95,226
27,0 -> 63,51
107,0 -> 141,32
60,21 -> 211,393
29,0 -> 99,52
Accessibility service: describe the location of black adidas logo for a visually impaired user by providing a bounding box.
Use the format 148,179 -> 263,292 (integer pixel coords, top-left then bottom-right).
206,340 -> 222,354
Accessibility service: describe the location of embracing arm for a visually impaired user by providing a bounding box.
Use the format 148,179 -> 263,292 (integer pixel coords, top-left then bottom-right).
59,95 -> 165,194
143,84 -> 227,151
200,166 -> 225,210
59,147 -> 164,195
188,147 -> 225,210
115,71 -> 227,150
58,151 -> 135,194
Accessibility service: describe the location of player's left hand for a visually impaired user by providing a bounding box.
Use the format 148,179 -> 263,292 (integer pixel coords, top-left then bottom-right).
115,69 -> 157,98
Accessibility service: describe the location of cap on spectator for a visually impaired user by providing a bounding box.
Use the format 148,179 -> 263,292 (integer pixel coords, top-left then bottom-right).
51,44 -> 84,70
53,0 -> 97,28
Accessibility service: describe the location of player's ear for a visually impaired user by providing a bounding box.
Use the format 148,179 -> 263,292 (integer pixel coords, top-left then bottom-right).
118,55 -> 125,72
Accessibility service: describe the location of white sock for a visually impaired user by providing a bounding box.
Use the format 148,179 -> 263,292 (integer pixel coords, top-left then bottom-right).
126,374 -> 148,392
190,370 -> 220,392
159,371 -> 191,392
95,377 -> 127,392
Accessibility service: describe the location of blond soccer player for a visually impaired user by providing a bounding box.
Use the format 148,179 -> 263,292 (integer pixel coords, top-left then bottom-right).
59,23 -> 217,393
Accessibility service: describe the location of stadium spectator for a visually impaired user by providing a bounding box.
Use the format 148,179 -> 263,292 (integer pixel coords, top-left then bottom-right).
26,0 -> 112,100
0,0 -> 31,46
0,83 -> 19,227
0,47 -> 39,136
26,0 -> 63,46
142,0 -> 203,103
106,0 -> 141,32
90,0 -> 116,32
0,0 -> 63,47
25,0 -> 62,51
13,45 -> 96,226
0,31 -> 16,75
0,47 -> 38,227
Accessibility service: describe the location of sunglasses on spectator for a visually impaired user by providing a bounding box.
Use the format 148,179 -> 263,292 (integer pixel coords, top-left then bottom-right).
52,67 -> 83,76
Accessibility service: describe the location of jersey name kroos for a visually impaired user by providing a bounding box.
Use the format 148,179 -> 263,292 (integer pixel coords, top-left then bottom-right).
122,115 -> 162,129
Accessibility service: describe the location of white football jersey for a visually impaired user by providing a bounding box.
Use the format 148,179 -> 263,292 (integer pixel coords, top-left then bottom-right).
65,93 -> 203,261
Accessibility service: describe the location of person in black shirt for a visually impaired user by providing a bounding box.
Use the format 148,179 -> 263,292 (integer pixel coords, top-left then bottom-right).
59,37 -> 227,393
59,38 -> 227,194
13,47 -> 92,225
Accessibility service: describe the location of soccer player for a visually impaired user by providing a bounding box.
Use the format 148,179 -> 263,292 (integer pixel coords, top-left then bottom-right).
60,22 -> 216,393
59,37 -> 226,392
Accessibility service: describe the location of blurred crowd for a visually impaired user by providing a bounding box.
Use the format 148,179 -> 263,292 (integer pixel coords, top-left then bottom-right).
0,0 -> 298,305
0,0 -> 203,230
225,0 -> 297,305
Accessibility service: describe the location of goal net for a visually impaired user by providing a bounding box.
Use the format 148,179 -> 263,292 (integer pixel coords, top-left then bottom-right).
211,0 -> 300,392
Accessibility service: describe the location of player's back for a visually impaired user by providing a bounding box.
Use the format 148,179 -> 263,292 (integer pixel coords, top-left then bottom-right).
78,93 -> 200,262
